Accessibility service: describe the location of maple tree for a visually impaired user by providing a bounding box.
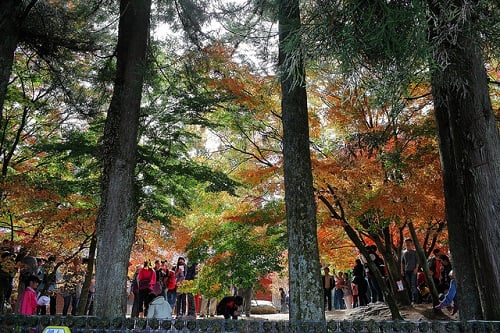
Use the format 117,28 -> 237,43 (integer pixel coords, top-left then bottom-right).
0,158 -> 98,316
0,0 -> 497,322
185,190 -> 286,299
306,64 -> 442,317
0,175 -> 96,256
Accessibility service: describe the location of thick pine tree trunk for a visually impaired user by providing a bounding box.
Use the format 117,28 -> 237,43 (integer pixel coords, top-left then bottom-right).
427,0 -> 500,320
278,0 -> 324,323
0,0 -> 23,118
94,0 -> 151,318
0,1 -> 23,132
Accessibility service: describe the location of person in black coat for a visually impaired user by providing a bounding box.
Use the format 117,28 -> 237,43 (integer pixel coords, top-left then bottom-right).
185,262 -> 198,316
322,267 -> 334,311
352,259 -> 369,307
216,295 -> 243,319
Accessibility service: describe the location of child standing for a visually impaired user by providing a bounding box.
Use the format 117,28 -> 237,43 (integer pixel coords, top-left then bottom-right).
20,275 -> 41,315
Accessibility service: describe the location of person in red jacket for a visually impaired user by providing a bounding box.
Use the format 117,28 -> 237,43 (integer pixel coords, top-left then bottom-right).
164,267 -> 177,309
20,275 -> 41,315
137,260 -> 156,317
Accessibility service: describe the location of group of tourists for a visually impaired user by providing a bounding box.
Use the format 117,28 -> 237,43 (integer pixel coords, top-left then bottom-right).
129,256 -> 212,320
0,242 -> 246,321
322,238 -> 458,315
128,257 -> 246,320
322,245 -> 386,311
401,238 -> 457,313
129,257 -> 188,320
0,241 -> 94,316
424,247 -> 457,314
3,239 -> 459,319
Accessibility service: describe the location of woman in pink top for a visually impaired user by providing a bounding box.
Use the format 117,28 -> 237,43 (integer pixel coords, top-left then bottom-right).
20,275 -> 41,315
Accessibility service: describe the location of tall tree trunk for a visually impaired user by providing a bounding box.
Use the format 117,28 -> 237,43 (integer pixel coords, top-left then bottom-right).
94,0 -> 151,318
0,0 -> 23,119
0,0 -> 37,120
278,0 -> 324,323
427,0 -> 500,320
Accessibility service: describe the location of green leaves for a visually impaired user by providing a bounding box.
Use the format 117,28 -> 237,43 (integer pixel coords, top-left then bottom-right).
186,199 -> 286,293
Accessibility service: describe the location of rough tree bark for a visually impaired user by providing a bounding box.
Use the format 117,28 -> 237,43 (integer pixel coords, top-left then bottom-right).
427,0 -> 500,320
94,0 -> 151,318
0,0 -> 40,118
0,1 -> 25,118
278,0 -> 324,323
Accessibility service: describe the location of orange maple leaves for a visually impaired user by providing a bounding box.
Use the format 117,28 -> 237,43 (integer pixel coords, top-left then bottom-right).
308,70 -> 446,265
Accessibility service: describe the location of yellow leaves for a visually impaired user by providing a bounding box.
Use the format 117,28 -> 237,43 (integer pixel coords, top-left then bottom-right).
209,282 -> 223,295
176,279 -> 197,294
195,263 -> 228,298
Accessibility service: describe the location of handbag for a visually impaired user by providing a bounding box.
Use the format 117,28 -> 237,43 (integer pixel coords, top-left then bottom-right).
138,278 -> 151,290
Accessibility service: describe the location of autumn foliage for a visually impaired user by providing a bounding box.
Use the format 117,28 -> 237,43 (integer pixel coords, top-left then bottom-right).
0,40 -> 450,313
